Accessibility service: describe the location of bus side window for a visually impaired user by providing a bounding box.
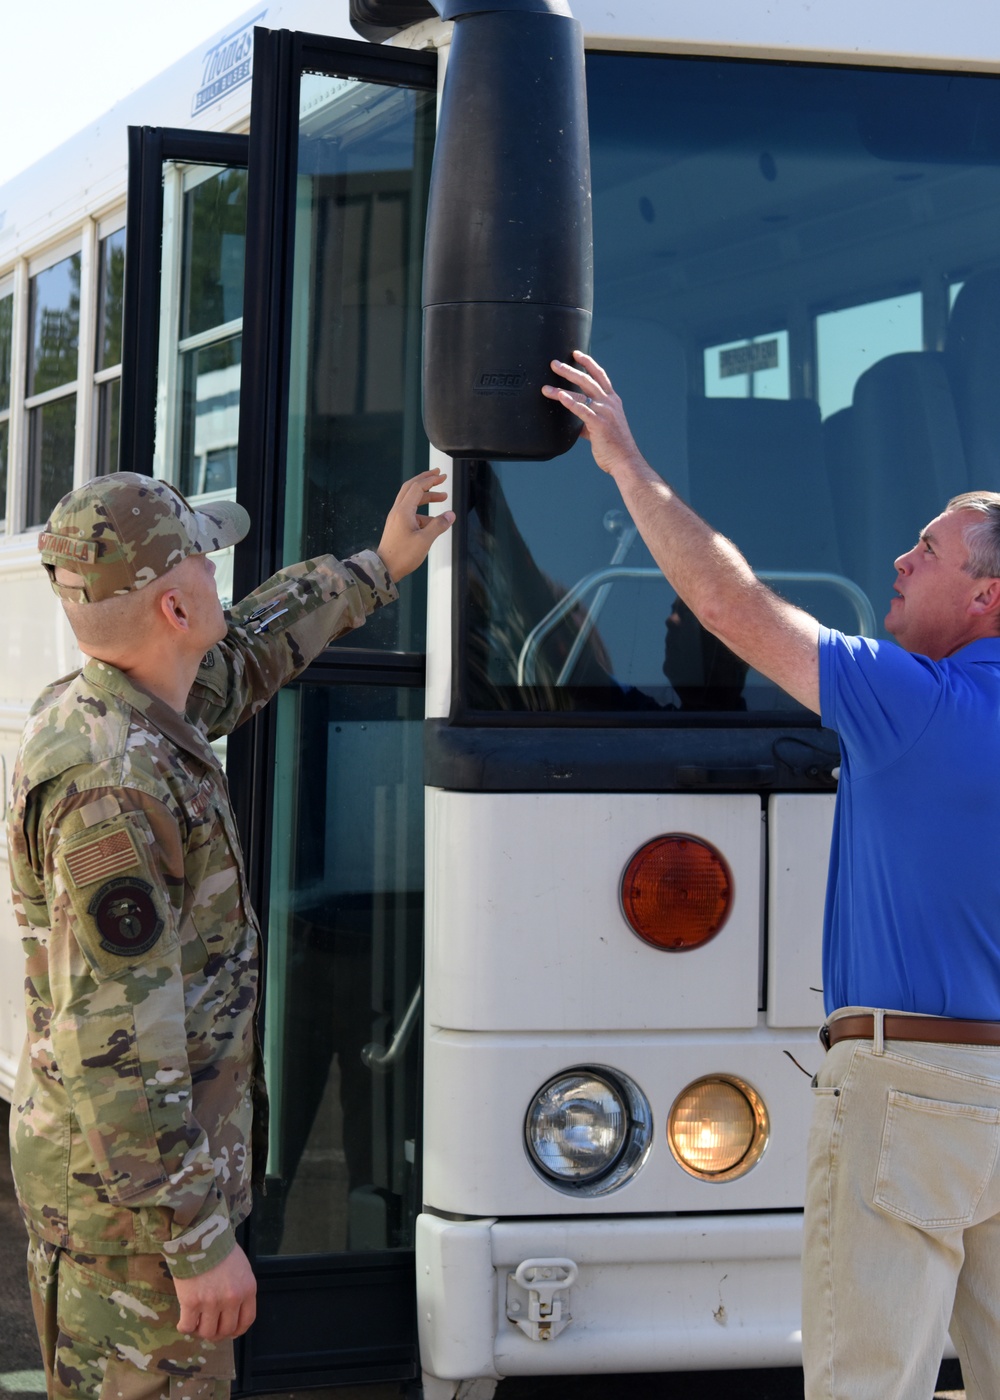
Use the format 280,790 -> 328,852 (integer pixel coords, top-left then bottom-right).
25,252 -> 80,527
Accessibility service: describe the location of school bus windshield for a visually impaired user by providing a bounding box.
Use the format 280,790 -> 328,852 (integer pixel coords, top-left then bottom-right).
462,53 -> 1000,717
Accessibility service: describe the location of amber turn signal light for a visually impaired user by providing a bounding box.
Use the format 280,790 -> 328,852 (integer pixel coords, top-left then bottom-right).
620,834 -> 733,950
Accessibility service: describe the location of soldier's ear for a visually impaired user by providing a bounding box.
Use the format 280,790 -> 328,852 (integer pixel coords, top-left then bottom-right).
54,566 -> 87,589
157,585 -> 192,635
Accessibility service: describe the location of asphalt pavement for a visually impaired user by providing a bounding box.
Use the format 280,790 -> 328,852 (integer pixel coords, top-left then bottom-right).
0,1099 -> 965,1400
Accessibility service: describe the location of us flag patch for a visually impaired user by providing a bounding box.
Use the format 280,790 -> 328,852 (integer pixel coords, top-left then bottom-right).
64,828 -> 140,888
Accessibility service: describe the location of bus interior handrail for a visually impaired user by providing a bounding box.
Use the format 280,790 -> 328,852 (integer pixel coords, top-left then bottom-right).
516,567 -> 877,685
361,984 -> 422,1075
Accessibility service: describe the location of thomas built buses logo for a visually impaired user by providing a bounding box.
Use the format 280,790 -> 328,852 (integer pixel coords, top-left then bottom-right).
475,371 -> 527,395
192,11 -> 266,116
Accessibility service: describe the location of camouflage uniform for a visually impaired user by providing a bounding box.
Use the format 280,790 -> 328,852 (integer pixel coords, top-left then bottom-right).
6,475 -> 398,1399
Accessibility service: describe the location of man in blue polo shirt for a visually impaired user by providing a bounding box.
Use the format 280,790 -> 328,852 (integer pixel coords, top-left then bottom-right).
544,351 -> 1000,1400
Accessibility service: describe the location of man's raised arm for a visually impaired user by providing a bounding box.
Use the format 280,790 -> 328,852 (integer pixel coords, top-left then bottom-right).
543,351 -> 822,714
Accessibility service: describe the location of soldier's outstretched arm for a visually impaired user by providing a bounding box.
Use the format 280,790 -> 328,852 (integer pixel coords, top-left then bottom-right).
543,352 -> 821,714
188,470 -> 455,740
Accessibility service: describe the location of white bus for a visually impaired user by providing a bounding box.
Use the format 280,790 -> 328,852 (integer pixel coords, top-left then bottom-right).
2,0 -> 999,1394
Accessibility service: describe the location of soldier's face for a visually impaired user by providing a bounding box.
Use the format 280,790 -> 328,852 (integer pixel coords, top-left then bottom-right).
173,552 -> 227,649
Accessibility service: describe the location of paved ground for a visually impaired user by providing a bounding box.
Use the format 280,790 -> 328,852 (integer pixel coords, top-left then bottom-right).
0,1099 -> 965,1399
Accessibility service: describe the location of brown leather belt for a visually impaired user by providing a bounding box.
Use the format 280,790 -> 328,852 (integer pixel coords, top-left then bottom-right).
823,1013 -> 1000,1049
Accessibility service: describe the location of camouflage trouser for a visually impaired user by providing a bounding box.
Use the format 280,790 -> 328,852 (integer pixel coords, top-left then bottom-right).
26,1230 -> 234,1400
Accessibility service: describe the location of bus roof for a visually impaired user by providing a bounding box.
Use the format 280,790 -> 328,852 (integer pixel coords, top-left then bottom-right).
582,0 -> 1000,72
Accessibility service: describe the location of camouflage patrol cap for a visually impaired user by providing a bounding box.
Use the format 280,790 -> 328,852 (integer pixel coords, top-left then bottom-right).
39,473 -> 250,604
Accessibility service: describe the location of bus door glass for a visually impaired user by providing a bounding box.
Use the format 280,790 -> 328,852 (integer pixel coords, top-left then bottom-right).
461,55 -> 1000,722
232,32 -> 437,1391
258,66 -> 434,1256
157,164 -> 246,498
121,129 -> 248,608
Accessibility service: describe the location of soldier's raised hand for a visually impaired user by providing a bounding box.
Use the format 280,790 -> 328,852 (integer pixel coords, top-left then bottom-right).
376,469 -> 455,583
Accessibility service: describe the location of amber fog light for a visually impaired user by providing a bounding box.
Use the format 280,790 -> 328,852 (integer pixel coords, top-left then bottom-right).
667,1076 -> 769,1181
620,834 -> 733,950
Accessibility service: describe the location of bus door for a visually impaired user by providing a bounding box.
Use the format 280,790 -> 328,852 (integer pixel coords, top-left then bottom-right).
121,29 -> 437,1393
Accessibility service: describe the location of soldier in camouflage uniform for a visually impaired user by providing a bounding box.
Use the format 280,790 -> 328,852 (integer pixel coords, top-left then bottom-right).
6,470 -> 453,1400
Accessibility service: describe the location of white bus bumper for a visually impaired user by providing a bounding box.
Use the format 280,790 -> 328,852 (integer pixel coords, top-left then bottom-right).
416,1210 -> 804,1380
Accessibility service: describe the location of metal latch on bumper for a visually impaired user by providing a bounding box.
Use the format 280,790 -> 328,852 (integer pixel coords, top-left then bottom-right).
506,1258 -> 578,1342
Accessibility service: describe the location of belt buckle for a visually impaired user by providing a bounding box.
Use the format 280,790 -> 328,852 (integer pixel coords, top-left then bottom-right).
819,1024 -> 831,1050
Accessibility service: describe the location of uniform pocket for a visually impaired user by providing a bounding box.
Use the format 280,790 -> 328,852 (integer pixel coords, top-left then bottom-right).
872,1088 -> 1000,1229
56,1253 -> 234,1381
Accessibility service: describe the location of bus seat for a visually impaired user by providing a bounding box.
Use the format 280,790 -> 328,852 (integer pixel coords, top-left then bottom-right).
686,396 -> 839,572
591,316 -> 690,499
946,270 -> 1000,489
847,350 -> 968,608
821,407 -> 860,578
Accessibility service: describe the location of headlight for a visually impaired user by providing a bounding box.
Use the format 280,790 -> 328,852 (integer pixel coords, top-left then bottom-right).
667,1075 -> 769,1181
525,1067 -> 652,1196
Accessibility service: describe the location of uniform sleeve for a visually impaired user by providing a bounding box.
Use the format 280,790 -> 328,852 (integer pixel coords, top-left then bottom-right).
818,627 -> 942,777
41,786 -> 237,1279
187,550 -> 398,740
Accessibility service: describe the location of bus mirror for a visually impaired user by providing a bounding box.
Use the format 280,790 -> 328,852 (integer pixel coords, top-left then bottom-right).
420,1 -> 593,460
350,1 -> 593,459
349,1 -> 439,40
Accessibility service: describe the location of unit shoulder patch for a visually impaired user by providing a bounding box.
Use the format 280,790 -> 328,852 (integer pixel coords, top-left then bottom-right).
88,877 -> 164,958
56,809 -> 178,978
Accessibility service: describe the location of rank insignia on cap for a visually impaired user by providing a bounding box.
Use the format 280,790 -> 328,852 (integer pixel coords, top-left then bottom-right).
88,878 -> 164,957
65,827 -> 140,888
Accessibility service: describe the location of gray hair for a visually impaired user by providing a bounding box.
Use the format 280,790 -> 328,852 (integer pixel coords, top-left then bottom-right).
947,491 -> 1000,579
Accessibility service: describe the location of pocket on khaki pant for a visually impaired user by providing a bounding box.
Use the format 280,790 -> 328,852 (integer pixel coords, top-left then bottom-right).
873,1088 -> 1000,1229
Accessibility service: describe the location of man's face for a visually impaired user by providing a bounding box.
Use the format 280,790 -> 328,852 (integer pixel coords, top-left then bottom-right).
171,551 -> 227,650
885,508 -> 983,659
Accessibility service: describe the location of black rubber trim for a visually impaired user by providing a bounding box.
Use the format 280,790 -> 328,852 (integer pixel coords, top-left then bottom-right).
424,718 -> 840,793
296,30 -> 437,87
293,648 -> 427,688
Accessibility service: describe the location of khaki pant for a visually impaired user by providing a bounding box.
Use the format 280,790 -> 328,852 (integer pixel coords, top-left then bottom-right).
26,1231 -> 234,1400
803,1007 -> 1000,1400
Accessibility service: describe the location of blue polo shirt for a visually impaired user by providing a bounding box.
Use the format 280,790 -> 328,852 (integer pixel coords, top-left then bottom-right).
818,627 -> 1000,1018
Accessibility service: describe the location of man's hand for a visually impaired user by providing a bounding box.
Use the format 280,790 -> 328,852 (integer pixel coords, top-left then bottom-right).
175,1242 -> 257,1341
541,351 -> 646,480
543,348 -> 822,713
376,469 -> 455,583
